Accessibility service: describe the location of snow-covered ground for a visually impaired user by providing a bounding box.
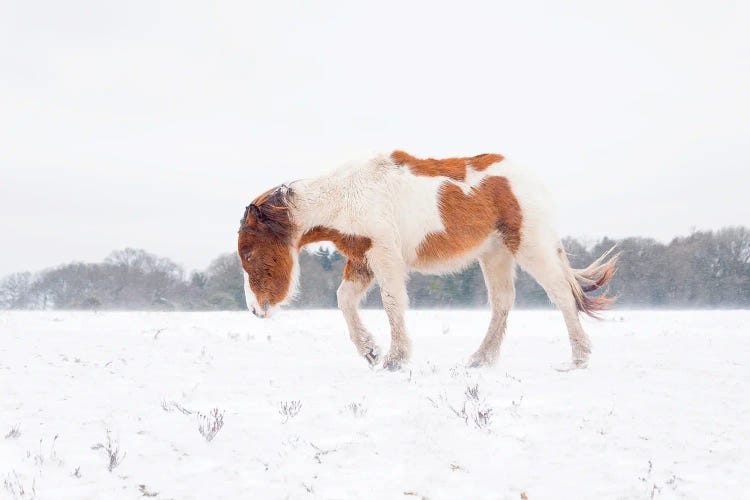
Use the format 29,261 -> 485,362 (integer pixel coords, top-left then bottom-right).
1,310 -> 748,499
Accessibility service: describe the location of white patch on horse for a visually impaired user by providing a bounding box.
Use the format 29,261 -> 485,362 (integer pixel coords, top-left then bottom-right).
448,166 -> 491,194
389,167 -> 446,263
280,248 -> 300,305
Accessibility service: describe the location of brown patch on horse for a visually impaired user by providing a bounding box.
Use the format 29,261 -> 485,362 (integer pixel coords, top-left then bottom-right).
299,226 -> 372,261
391,150 -> 505,181
343,259 -> 374,283
238,186 -> 296,306
416,176 -> 523,264
299,227 -> 374,283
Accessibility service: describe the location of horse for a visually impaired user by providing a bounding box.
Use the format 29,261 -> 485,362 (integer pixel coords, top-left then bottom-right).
238,150 -> 618,371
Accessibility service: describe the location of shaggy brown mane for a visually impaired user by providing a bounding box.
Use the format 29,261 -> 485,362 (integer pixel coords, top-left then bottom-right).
239,185 -> 295,243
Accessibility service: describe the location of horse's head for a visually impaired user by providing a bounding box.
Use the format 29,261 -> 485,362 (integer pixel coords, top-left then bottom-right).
237,186 -> 298,318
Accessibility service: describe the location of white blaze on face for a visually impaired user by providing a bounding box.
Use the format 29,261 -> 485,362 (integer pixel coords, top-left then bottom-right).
284,248 -> 301,303
242,270 -> 279,318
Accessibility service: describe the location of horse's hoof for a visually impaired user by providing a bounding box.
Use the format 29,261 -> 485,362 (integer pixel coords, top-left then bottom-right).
364,347 -> 380,367
467,352 -> 495,368
381,358 -> 401,371
380,353 -> 406,371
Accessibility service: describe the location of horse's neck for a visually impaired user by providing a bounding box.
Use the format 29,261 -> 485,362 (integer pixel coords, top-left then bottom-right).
291,175 -> 343,234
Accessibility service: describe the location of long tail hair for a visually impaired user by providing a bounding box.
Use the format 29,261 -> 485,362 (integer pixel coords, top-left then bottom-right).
563,246 -> 620,318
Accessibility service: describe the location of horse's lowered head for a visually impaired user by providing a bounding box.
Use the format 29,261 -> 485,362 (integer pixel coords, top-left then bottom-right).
237,185 -> 298,318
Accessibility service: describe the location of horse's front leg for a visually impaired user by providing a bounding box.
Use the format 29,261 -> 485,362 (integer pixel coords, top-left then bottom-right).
367,247 -> 410,371
336,260 -> 380,366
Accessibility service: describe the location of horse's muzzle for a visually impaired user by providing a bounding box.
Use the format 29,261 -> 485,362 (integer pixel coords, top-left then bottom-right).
251,300 -> 271,318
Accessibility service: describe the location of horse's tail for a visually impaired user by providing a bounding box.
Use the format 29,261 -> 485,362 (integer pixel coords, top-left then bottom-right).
562,246 -> 620,318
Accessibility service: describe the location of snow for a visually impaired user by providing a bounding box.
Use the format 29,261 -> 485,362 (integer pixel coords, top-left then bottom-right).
1,309 -> 748,499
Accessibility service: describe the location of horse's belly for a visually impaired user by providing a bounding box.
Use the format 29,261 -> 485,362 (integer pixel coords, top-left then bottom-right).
407,236 -> 495,275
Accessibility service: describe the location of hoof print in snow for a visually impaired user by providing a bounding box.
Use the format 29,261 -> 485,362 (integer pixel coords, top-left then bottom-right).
554,359 -> 589,372
138,484 -> 159,497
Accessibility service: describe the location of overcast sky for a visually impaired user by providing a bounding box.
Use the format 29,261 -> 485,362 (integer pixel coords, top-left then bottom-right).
1,0 -> 748,277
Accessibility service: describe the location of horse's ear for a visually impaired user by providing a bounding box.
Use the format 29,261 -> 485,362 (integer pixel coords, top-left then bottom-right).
250,204 -> 264,221
240,204 -> 263,228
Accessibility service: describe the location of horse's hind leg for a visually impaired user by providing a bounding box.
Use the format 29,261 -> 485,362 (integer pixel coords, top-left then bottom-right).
468,238 -> 516,367
517,239 -> 592,369
337,260 -> 380,366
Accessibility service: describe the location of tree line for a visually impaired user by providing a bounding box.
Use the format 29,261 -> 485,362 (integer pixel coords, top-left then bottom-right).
1,227 -> 749,310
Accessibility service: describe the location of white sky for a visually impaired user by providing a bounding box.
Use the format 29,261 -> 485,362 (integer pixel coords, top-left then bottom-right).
1,0 -> 749,276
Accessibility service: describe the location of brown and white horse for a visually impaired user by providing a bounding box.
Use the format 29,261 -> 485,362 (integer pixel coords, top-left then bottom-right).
238,151 -> 618,371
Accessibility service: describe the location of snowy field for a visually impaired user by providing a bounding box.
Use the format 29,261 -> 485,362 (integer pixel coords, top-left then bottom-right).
1,310 -> 748,499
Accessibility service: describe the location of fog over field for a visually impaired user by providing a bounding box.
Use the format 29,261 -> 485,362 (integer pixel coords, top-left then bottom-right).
2,226 -> 749,312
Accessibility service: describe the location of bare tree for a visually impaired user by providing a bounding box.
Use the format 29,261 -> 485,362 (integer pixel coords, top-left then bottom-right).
0,272 -> 33,309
